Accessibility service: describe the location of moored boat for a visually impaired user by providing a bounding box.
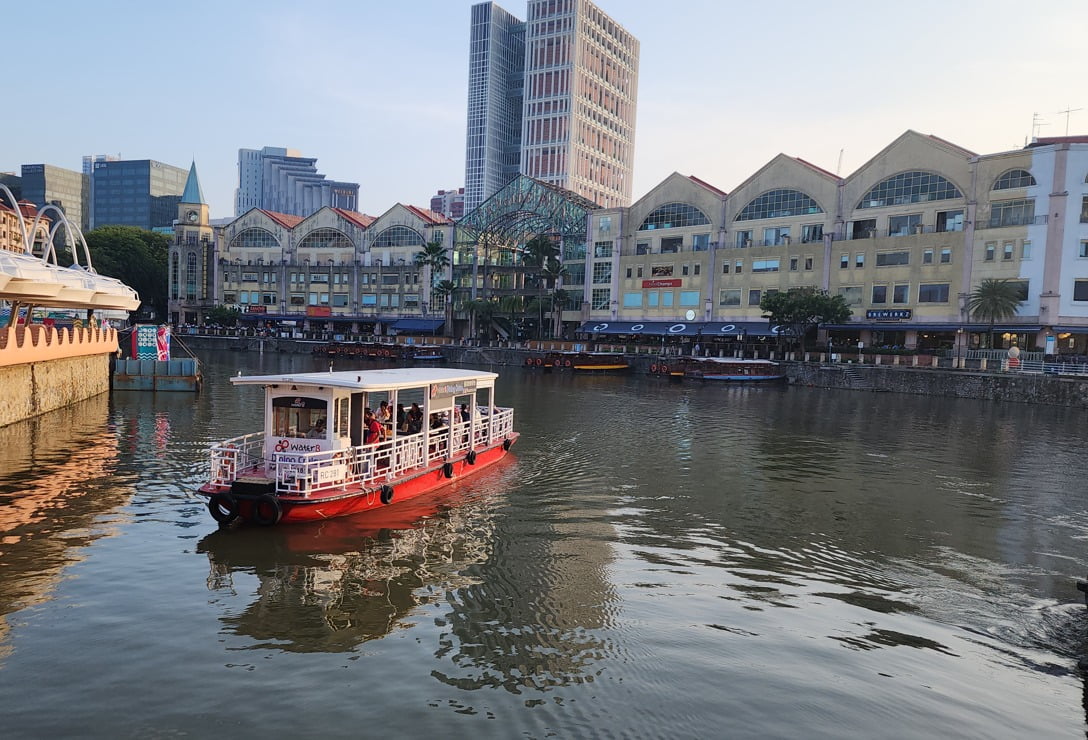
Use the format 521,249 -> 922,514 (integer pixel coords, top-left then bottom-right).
197,367 -> 518,526
526,350 -> 629,372
652,356 -> 785,382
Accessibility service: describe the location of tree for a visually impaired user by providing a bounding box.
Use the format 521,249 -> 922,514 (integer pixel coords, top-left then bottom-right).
84,225 -> 170,320
549,288 -> 569,340
522,234 -> 559,268
432,280 -> 457,337
205,305 -> 242,327
967,278 -> 1022,348
497,294 -> 524,340
462,298 -> 497,340
759,287 -> 852,354
413,240 -> 450,287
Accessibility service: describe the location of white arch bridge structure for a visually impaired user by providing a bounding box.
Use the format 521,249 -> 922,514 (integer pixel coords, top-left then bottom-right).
0,185 -> 139,326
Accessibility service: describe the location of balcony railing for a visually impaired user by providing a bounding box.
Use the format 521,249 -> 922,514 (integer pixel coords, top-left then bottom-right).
977,215 -> 1048,229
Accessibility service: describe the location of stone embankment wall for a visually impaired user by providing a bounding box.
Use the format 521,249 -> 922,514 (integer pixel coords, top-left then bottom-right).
0,354 -> 111,427
180,336 -> 1088,408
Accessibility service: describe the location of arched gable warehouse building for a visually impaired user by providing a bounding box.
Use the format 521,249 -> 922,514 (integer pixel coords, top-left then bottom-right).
170,131 -> 1088,354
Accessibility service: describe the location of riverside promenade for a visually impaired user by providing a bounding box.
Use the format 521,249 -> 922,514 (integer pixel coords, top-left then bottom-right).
178,331 -> 1088,408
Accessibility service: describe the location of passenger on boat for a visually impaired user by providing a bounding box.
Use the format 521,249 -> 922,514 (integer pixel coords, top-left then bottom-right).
407,404 -> 423,434
306,419 -> 326,439
459,403 -> 470,423
396,403 -> 406,432
377,400 -> 391,424
364,409 -> 383,445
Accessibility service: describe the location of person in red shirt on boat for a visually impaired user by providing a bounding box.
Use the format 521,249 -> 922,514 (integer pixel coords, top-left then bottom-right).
364,409 -> 384,445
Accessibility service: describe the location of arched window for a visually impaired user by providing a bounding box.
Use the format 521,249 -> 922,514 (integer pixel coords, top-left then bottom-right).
298,227 -> 353,250
857,171 -> 962,209
372,225 -> 425,248
992,169 -> 1036,190
170,252 -> 179,300
637,203 -> 710,231
229,227 -> 279,250
185,252 -> 198,300
735,189 -> 823,221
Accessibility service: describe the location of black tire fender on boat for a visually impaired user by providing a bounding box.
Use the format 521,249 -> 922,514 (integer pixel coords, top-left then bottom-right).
380,484 -> 394,505
208,492 -> 239,525
502,438 -> 512,451
252,493 -> 282,526
442,461 -> 455,478
466,450 -> 477,465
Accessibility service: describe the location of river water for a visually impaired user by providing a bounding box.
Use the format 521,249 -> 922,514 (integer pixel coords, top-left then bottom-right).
1,351 -> 1087,738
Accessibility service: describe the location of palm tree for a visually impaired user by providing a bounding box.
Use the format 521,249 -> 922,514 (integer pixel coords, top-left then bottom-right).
967,278 -> 1023,348
497,294 -> 524,341
432,279 -> 456,338
522,234 -> 559,268
462,298 -> 497,341
413,240 -> 450,289
549,288 -> 569,340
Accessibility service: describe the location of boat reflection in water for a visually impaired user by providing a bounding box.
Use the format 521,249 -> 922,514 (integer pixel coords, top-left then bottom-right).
196,479 -> 504,653
0,394 -> 123,662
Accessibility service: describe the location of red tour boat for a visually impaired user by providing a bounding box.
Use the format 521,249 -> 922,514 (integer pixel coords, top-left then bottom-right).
197,367 -> 518,526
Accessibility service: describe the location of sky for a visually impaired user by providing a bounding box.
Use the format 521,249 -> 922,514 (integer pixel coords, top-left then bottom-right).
4,0 -> 1085,219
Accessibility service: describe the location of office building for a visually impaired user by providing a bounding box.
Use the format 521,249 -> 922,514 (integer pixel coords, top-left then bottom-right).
430,187 -> 466,219
235,146 -> 359,218
90,159 -> 188,230
464,0 -> 639,212
19,164 -> 89,240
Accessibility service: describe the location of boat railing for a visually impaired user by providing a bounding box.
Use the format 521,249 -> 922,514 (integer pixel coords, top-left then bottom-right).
210,432 -> 265,485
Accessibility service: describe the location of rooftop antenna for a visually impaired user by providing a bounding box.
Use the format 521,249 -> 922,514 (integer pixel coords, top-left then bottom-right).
1031,112 -> 1049,142
1057,106 -> 1083,136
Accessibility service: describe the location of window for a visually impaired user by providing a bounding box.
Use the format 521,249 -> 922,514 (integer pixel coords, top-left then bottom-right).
298,227 -> 352,250
593,241 -> 613,258
636,241 -> 649,255
989,198 -> 1035,228
381,274 -> 399,285
694,264 -> 701,276
692,233 -> 710,251
310,273 -> 330,283
1074,281 -> 1088,302
1009,280 -> 1029,301
1002,242 -> 1014,260
290,293 -> 306,305
622,292 -> 642,307
682,264 -> 689,276
734,260 -> 743,274
647,291 -> 659,307
403,294 -> 419,308
719,289 -> 741,306
918,283 -> 950,303
332,294 -> 349,307
1080,241 -> 1088,259
625,266 -> 632,278
263,293 -> 276,305
984,242 -> 996,261
660,237 -> 682,253
379,293 -> 398,308
839,254 -> 848,269
223,292 -> 236,304
838,286 -> 862,305
661,291 -> 674,307
992,169 -> 1036,190
591,288 -> 610,310
598,216 -> 612,234
850,219 -> 877,239
734,230 -> 752,248
922,249 -> 934,264
876,251 -> 910,266
229,227 -> 279,250
763,227 -> 790,246
1081,196 -> 1088,223
242,271 -> 259,282
372,225 -> 425,248
638,203 -> 711,230
791,257 -> 800,271
936,209 -> 964,232
722,262 -> 730,274
888,214 -> 922,236
637,265 -> 644,278
752,258 -> 780,273
872,285 -> 887,304
857,171 -> 962,208
893,284 -> 909,303
679,291 -> 700,306
592,262 -> 612,284
940,248 -> 952,264
804,257 -> 813,271
748,289 -> 762,306
736,189 -> 823,221
855,253 -> 865,268
651,264 -> 673,277
802,224 -> 824,243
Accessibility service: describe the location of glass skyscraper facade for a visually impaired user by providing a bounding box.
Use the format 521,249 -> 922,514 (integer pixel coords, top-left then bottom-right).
464,0 -> 639,212
90,159 -> 188,230
235,146 -> 359,218
19,163 -> 89,236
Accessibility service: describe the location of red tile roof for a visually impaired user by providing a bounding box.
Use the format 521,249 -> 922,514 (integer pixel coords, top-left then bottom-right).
1031,135 -> 1088,146
258,209 -> 305,229
688,175 -> 726,196
331,208 -> 376,229
405,205 -> 453,225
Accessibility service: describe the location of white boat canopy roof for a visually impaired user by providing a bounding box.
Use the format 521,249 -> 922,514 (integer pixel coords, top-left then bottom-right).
230,367 -> 499,392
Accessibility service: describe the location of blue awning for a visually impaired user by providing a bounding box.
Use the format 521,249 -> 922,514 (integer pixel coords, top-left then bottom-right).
390,319 -> 444,332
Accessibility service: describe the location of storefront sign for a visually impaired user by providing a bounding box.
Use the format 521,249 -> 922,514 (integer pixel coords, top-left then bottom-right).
642,279 -> 682,288
246,305 -> 266,313
429,380 -> 477,400
307,306 -> 332,317
866,309 -> 912,321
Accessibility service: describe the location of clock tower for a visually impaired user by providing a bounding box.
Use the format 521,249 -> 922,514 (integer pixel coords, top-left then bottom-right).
170,161 -> 215,325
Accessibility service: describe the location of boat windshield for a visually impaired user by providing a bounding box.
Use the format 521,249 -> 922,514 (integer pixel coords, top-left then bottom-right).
272,396 -> 328,438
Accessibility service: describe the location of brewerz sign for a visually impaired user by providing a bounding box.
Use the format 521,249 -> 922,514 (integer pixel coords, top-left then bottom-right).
866,309 -> 913,321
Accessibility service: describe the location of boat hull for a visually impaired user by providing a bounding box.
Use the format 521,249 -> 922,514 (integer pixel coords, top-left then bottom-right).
197,435 -> 517,525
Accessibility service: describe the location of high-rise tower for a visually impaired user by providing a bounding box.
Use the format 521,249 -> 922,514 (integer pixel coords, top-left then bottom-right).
464,0 -> 639,213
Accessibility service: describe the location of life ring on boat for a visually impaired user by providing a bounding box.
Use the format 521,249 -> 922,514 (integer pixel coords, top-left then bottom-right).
442,461 -> 454,478
650,364 -> 658,373
525,357 -> 534,366
534,358 -> 543,366
208,492 -> 239,525
466,450 -> 477,465
380,484 -> 394,505
564,360 -> 572,367
660,365 -> 669,374
252,493 -> 282,526
502,438 -> 512,451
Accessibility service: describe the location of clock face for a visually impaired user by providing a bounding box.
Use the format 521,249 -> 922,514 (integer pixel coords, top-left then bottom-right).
187,210 -> 198,223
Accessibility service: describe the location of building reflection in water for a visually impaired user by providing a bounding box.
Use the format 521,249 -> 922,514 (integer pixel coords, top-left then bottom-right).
197,490 -> 498,653
0,394 -> 123,663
